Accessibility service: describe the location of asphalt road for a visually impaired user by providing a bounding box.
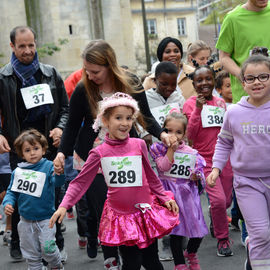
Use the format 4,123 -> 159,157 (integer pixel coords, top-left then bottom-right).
0,193 -> 247,270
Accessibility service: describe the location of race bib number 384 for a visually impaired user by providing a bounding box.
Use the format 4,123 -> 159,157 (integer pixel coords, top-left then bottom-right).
201,105 -> 225,128
11,168 -> 46,197
101,156 -> 142,187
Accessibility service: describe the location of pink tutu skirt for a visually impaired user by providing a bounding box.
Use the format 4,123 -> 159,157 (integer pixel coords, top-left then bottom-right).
98,196 -> 179,249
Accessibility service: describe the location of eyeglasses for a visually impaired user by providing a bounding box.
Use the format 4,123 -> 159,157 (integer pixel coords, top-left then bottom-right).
243,73 -> 270,84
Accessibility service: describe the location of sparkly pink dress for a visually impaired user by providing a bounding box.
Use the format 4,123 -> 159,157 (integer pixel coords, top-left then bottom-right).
60,135 -> 179,248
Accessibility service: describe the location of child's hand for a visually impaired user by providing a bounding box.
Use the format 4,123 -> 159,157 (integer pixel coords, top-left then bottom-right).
170,141 -> 179,152
4,204 -> 14,216
53,153 -> 65,175
164,200 -> 179,214
169,134 -> 177,145
49,207 -> 67,228
206,168 -> 220,187
196,94 -> 206,109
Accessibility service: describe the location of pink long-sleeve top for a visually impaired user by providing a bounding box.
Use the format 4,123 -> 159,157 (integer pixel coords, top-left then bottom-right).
60,135 -> 170,214
183,96 -> 226,162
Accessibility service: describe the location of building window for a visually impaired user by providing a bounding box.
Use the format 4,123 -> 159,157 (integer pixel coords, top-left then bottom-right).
177,18 -> 186,36
147,19 -> 157,35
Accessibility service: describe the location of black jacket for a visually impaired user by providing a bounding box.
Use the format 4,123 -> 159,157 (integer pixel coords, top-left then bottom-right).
0,62 -> 69,152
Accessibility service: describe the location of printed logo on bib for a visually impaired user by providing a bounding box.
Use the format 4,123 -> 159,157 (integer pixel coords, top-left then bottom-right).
11,168 -> 46,197
101,156 -> 142,187
20,84 -> 54,109
151,103 -> 180,127
164,153 -> 196,179
201,105 -> 225,128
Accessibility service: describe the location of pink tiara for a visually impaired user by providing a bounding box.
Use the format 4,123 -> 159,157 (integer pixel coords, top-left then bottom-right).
169,108 -> 181,114
92,92 -> 140,132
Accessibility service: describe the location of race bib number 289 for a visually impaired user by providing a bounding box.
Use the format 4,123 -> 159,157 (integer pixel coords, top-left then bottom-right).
101,156 -> 142,187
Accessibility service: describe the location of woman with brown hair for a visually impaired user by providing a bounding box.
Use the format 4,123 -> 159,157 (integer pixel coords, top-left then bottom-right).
54,40 -> 171,268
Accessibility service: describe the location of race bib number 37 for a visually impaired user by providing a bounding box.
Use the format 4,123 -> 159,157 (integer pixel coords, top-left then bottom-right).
20,84 -> 54,109
201,105 -> 225,128
164,152 -> 196,179
11,168 -> 46,197
101,156 -> 142,187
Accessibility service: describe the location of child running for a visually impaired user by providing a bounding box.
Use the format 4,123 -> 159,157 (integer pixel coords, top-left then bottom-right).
142,61 -> 185,148
150,109 -> 208,270
50,92 -> 179,270
207,54 -> 270,270
183,64 -> 234,257
215,71 -> 233,107
3,129 -> 65,270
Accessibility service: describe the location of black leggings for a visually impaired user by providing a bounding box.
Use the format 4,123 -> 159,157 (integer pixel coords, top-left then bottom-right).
102,240 -> 163,270
170,235 -> 203,265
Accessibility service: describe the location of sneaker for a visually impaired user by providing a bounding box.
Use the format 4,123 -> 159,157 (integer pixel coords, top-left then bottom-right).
78,236 -> 87,249
87,238 -> 98,258
66,211 -> 75,220
60,248 -> 67,263
208,206 -> 215,238
244,237 -> 252,270
239,220 -> 248,247
184,250 -> 201,270
51,263 -> 64,269
230,217 -> 240,231
217,238 -> 233,257
60,223 -> 66,233
10,241 -> 24,261
104,257 -> 120,270
3,230 -> 11,246
175,264 -> 189,270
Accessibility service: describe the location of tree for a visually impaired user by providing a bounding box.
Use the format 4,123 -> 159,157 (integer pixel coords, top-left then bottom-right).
203,0 -> 243,25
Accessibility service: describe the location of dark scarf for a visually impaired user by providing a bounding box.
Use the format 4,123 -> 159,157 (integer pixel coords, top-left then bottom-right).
11,52 -> 51,122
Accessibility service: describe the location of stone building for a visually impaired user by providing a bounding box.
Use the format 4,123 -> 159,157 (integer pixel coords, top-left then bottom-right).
130,0 -> 198,74
0,0 -> 136,78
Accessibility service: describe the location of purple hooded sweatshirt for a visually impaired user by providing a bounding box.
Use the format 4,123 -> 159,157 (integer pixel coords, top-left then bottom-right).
213,96 -> 270,178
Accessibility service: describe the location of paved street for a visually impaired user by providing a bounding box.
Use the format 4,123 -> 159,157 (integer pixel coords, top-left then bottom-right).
0,194 -> 246,270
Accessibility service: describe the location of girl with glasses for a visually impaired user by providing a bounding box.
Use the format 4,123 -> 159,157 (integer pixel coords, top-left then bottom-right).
207,54 -> 270,270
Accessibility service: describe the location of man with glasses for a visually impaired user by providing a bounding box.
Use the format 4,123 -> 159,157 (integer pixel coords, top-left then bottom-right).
216,0 -> 270,104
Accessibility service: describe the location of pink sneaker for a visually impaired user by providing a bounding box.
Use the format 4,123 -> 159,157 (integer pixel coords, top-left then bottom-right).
78,236 -> 87,249
175,264 -> 189,270
184,250 -> 201,270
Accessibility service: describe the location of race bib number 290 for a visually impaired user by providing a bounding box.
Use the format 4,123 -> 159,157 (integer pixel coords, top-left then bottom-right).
101,156 -> 142,187
11,168 -> 46,197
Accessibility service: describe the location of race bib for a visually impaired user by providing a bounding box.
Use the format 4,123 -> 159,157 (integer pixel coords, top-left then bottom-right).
201,105 -> 225,128
150,103 -> 180,127
164,152 -> 196,179
11,168 -> 46,197
101,156 -> 142,187
20,84 -> 54,109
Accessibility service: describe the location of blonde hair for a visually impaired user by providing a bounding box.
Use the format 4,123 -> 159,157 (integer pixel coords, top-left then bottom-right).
81,40 -> 136,118
187,40 -> 212,62
14,129 -> 48,158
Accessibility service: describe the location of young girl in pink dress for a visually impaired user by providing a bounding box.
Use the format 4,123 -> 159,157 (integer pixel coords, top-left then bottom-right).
150,110 -> 208,270
50,92 -> 179,270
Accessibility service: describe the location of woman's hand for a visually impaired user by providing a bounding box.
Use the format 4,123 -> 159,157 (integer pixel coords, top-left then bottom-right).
164,200 -> 179,214
49,207 -> 67,228
53,152 -> 65,175
206,168 -> 220,187
196,94 -> 206,109
160,132 -> 171,147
